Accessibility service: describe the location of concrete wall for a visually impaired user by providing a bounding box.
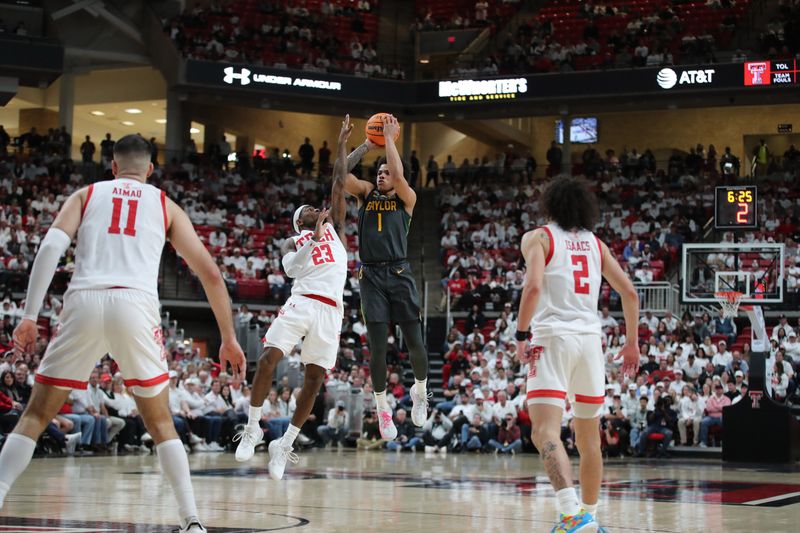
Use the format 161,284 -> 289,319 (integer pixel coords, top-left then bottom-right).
18,108 -> 59,135
412,122 -> 495,165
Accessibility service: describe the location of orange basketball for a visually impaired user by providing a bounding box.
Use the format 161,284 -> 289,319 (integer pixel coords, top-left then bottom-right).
365,112 -> 399,146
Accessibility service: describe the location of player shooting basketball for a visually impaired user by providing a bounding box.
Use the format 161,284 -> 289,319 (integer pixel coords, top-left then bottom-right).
342,114 -> 430,440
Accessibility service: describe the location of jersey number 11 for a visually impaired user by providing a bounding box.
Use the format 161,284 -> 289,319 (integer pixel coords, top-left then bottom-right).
107,198 -> 139,237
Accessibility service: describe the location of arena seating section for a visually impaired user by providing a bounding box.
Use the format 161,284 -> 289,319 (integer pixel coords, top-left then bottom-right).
414,0 -> 520,29
166,0 -> 386,76
504,0 -> 750,72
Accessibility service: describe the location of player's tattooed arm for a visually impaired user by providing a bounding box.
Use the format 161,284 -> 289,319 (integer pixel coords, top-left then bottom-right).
342,118 -> 377,202
346,141 -> 370,172
332,115 -> 352,244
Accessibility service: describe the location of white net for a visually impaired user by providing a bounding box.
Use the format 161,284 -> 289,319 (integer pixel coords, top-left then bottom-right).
716,291 -> 743,319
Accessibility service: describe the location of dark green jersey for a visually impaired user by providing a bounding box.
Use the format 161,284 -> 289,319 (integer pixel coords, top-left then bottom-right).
358,188 -> 411,263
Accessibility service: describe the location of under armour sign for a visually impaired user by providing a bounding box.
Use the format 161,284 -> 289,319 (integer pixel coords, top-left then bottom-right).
223,67 -> 251,85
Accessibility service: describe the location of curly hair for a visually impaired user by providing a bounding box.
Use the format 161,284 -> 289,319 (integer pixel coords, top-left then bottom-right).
541,176 -> 599,231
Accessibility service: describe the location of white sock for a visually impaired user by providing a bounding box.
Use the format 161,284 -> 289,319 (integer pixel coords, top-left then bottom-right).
0,433 -> 36,503
281,424 -> 300,446
374,391 -> 389,410
556,487 -> 580,517
414,379 -> 427,396
156,439 -> 199,522
581,501 -> 598,518
247,405 -> 262,428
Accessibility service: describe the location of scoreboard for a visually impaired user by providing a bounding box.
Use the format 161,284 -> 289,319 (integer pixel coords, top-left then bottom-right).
744,60 -> 797,86
715,186 -> 758,230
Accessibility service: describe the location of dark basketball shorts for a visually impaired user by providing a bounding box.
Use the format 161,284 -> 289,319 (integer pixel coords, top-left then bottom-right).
358,261 -> 421,323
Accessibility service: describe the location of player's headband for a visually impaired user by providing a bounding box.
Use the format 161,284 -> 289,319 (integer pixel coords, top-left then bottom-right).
292,204 -> 310,234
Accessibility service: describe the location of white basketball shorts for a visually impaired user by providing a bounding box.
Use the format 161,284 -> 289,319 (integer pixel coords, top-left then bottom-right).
263,294 -> 342,370
36,288 -> 168,397
525,334 -> 605,419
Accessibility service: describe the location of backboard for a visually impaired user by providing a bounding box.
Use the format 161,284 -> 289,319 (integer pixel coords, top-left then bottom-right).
681,242 -> 785,304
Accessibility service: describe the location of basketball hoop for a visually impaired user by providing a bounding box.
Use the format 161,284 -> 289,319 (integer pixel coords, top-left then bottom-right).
715,291 -> 743,319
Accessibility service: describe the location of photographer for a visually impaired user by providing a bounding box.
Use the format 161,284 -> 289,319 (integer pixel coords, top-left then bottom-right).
488,414 -> 522,455
386,409 -> 421,452
317,400 -> 350,449
602,394 -> 630,455
460,413 -> 488,452
356,411 -> 386,450
422,409 -> 453,454
628,396 -> 650,453
635,396 -> 675,457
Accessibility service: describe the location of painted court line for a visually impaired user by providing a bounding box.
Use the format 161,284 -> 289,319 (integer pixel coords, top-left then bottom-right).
742,491 -> 800,506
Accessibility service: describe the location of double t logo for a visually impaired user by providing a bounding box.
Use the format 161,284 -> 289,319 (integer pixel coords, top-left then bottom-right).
223,66 -> 251,86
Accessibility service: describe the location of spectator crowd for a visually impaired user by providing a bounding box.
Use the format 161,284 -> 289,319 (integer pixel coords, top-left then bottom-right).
165,0 -> 407,79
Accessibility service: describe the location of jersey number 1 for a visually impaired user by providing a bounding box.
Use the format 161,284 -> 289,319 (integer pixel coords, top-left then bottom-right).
571,255 -> 590,294
311,243 -> 335,265
108,198 -> 138,237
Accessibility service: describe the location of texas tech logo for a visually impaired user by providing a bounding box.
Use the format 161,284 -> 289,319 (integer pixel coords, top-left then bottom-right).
153,326 -> 167,361
526,346 -> 544,378
744,62 -> 769,86
223,66 -> 251,86
749,390 -> 763,409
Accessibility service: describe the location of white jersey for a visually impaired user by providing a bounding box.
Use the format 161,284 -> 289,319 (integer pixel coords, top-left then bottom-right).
68,178 -> 167,297
289,223 -> 347,307
531,223 -> 603,339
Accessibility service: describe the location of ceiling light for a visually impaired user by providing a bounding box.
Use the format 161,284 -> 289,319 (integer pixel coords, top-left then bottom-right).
90,110 -> 105,116
125,108 -> 142,114
121,121 -> 135,126
189,128 -> 200,134
155,119 -> 167,124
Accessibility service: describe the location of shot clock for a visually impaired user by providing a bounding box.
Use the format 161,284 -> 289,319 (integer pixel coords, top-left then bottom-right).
714,185 -> 757,229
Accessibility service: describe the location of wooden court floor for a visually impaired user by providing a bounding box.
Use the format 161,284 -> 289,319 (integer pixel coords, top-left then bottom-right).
1,450 -> 798,532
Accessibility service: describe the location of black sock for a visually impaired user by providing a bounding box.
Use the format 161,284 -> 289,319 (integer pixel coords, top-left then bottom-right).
399,320 -> 428,382
366,322 -> 389,393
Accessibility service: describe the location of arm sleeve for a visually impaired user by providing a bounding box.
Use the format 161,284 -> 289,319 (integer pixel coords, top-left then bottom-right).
281,239 -> 315,278
22,228 -> 72,321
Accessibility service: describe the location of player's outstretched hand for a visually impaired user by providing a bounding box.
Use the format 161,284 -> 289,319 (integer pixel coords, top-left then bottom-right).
313,208 -> 329,241
616,340 -> 640,378
12,318 -> 38,362
339,114 -> 353,144
381,114 -> 400,141
219,338 -> 246,379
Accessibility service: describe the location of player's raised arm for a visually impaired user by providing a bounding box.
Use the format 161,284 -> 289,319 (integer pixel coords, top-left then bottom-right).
331,114 -> 353,244
166,199 -> 245,377
515,228 -> 547,362
342,136 -> 375,201
382,114 -> 416,211
599,240 -> 640,377
13,188 -> 87,355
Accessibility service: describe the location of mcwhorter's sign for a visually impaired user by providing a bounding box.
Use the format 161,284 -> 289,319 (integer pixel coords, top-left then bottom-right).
438,78 -> 528,101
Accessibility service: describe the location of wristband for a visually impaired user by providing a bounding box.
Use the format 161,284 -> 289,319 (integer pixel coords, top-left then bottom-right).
515,330 -> 531,342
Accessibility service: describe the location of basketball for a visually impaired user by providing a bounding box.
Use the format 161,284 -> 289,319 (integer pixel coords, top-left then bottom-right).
365,112 -> 399,146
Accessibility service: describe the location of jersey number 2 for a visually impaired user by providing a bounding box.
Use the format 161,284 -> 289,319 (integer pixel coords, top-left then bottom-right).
108,198 -> 138,237
571,255 -> 590,294
311,243 -> 335,265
